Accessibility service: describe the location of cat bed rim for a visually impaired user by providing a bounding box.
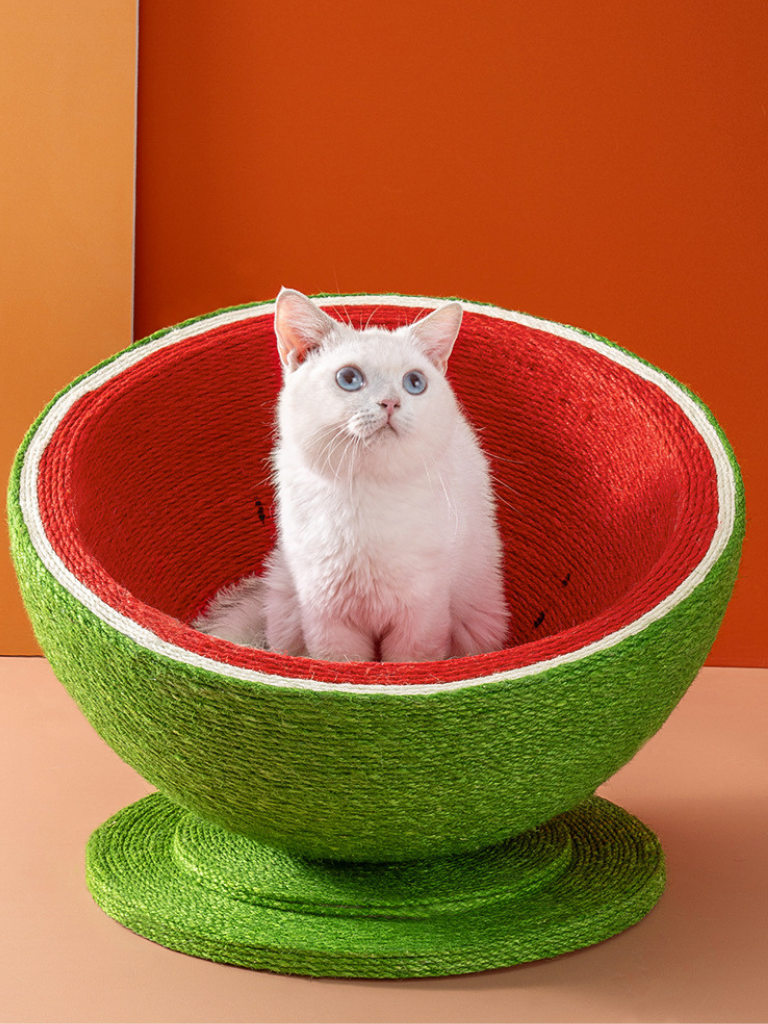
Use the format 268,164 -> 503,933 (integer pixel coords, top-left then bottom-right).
16,293 -> 739,696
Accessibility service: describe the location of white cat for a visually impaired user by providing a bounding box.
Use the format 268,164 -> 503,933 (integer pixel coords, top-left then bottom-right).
194,288 -> 509,662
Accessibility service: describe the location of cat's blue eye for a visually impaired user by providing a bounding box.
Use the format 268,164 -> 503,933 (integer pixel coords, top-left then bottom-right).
336,366 -> 365,391
403,370 -> 427,395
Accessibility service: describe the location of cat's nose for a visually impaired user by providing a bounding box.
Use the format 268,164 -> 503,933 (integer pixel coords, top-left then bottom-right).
379,398 -> 400,419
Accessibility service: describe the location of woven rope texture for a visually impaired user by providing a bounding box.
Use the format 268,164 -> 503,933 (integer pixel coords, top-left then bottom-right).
85,793 -> 665,978
7,296 -> 743,861
6,295 -> 743,976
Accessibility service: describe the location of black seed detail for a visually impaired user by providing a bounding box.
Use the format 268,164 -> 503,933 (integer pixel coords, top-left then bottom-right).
561,572 -> 571,587
255,499 -> 266,525
533,611 -> 545,629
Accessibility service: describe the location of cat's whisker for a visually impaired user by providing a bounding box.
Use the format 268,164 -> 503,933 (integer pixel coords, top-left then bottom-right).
348,434 -> 368,492
488,450 -> 529,468
316,424 -> 352,480
488,466 -> 522,497
492,494 -> 519,515
332,433 -> 356,481
487,473 -> 520,516
339,303 -> 357,330
411,438 -> 437,499
324,279 -> 355,330
413,438 -> 460,539
363,306 -> 382,332
334,428 -> 370,491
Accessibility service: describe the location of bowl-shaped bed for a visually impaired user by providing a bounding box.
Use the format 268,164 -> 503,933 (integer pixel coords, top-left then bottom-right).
8,295 -> 744,977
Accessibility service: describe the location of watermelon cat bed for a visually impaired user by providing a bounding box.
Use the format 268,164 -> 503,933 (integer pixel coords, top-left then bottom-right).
9,295 -> 743,978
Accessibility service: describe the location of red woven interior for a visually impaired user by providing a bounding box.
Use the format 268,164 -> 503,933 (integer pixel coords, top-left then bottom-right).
38,305 -> 719,685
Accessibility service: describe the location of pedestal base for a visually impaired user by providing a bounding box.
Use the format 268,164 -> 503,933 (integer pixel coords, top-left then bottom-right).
85,794 -> 664,978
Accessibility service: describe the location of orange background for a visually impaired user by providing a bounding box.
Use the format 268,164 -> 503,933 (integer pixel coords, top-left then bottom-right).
2,1 -> 765,666
0,1 -> 138,655
134,0 -> 766,667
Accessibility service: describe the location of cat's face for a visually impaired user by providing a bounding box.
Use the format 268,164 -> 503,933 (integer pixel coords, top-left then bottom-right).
274,290 -> 464,482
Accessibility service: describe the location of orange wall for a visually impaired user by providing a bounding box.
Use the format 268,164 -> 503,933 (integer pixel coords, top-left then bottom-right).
4,2 -> 763,665
1,1 -> 138,654
134,1 -> 767,667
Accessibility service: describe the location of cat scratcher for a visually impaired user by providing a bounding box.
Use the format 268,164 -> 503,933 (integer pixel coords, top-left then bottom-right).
8,295 -> 743,977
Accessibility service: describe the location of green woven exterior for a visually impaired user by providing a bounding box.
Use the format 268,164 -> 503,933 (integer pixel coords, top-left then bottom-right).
85,793 -> 665,978
7,382 -> 744,862
6,298 -> 744,976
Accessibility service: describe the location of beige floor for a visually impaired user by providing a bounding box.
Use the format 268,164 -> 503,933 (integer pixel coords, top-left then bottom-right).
1,657 -> 766,1024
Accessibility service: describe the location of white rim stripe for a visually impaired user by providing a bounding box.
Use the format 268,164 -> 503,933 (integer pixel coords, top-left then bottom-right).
18,297 -> 736,696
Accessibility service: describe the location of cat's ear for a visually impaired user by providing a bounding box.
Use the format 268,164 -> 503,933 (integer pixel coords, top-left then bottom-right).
274,287 -> 337,370
409,302 -> 463,372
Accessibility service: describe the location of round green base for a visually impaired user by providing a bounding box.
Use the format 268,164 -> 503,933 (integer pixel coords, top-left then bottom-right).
85,793 -> 664,978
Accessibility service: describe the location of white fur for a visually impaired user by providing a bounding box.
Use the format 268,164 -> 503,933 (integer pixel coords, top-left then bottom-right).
195,289 -> 509,662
